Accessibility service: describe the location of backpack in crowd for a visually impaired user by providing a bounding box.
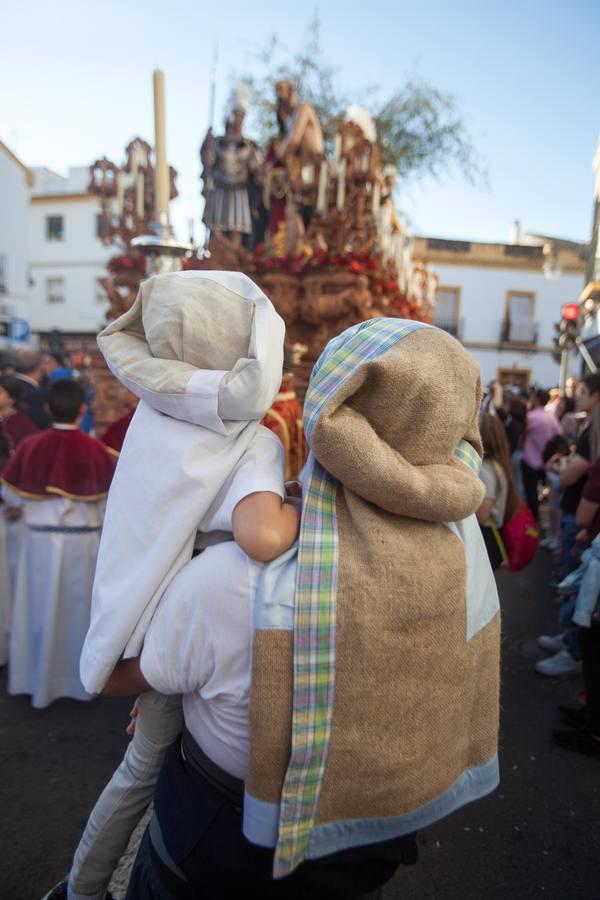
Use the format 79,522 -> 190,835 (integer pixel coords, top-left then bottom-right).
489,503 -> 539,572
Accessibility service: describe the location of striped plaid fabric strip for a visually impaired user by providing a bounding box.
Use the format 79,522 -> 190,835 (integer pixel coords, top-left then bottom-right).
454,436 -> 481,474
303,319 -> 427,445
273,318 -> 429,877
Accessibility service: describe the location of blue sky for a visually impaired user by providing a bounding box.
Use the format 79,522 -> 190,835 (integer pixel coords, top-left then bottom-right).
2,0 -> 599,244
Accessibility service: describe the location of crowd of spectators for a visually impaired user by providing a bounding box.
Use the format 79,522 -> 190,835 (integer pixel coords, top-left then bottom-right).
480,374 -> 600,760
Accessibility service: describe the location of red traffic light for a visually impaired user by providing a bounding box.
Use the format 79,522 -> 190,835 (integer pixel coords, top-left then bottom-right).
561,303 -> 579,321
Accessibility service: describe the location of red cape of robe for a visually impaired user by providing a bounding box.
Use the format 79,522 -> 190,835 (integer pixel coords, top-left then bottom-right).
1,427 -> 116,500
3,411 -> 40,451
100,409 -> 135,455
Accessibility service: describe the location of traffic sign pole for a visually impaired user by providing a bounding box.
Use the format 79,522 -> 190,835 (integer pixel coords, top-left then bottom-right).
560,348 -> 569,392
575,336 -> 598,374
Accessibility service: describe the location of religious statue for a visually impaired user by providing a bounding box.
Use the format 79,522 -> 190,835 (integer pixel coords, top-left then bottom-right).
375,164 -> 409,285
264,81 -> 325,256
201,84 -> 263,248
189,85 -> 433,393
304,107 -> 380,260
338,106 -> 381,185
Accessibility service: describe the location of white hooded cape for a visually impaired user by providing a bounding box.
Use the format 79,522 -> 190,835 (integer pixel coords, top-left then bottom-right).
80,270 -> 285,694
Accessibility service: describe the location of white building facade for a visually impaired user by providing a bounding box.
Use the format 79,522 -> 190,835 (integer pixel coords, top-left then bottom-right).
414,236 -> 587,389
28,167 -> 112,336
0,141 -> 33,332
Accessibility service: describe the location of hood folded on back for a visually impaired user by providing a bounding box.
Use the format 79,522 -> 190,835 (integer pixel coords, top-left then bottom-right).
309,325 -> 485,523
97,270 -> 285,434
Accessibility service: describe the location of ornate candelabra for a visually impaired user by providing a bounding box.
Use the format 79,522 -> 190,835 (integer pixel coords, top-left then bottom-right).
88,70 -> 194,429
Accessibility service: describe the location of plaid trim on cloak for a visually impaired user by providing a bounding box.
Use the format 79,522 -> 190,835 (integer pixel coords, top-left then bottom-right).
274,318 -> 482,877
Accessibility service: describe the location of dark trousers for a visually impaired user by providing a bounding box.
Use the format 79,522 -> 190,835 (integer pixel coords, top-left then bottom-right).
520,460 -> 544,522
480,524 -> 504,572
127,827 -> 385,899
126,740 -> 417,900
579,624 -> 600,735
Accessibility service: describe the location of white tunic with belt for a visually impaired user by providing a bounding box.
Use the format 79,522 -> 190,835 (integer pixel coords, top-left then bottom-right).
4,480 -> 106,708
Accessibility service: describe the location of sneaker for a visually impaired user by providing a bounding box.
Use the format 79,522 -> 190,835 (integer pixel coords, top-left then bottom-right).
540,537 -> 560,551
41,882 -> 67,900
552,727 -> 600,759
558,704 -> 588,728
537,633 -> 566,653
534,649 -> 582,676
41,884 -> 114,900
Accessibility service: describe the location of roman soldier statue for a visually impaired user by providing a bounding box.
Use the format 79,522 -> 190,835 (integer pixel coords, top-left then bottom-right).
201,83 -> 263,247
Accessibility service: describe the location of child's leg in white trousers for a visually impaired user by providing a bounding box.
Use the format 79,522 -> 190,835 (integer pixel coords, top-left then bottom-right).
68,690 -> 183,900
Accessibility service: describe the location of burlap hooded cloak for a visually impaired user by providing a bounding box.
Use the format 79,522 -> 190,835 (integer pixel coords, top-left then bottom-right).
243,319 -> 500,876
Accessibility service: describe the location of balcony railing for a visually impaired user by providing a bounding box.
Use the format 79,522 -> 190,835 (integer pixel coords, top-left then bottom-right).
433,317 -> 464,340
500,320 -> 539,345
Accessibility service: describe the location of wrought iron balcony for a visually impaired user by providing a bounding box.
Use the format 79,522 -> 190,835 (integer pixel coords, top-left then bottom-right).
500,320 -> 539,345
432,317 -> 464,340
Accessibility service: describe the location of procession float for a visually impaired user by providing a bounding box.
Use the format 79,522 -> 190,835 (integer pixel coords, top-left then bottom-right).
89,74 -> 436,473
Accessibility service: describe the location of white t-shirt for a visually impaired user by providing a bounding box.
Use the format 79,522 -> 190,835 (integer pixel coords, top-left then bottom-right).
480,459 -> 508,528
141,427 -> 285,778
197,427 -> 284,535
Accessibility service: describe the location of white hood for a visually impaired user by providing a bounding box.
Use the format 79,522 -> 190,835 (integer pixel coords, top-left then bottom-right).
81,271 -> 285,693
97,270 -> 285,433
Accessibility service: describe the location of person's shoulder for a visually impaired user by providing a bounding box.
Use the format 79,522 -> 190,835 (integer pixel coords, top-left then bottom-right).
251,425 -> 286,463
17,428 -> 49,452
255,423 -> 285,446
78,430 -> 115,452
11,410 -> 40,431
226,427 -> 285,497
585,455 -> 600,482
480,458 -> 500,489
68,429 -> 117,465
577,425 -> 591,452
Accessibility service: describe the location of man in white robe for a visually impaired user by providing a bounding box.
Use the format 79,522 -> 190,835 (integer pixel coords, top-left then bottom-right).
1,379 -> 115,707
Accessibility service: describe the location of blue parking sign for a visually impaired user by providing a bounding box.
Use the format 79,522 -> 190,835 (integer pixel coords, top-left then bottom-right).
9,318 -> 30,343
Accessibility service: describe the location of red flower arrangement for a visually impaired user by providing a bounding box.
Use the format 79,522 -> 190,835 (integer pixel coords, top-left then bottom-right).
180,253 -> 207,271
107,254 -> 147,275
251,243 -> 430,323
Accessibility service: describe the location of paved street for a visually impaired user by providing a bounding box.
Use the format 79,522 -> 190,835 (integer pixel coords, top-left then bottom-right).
1,550 -> 599,900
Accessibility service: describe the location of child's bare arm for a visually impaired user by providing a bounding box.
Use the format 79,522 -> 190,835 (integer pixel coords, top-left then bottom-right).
232,490 -> 300,562
101,657 -> 151,697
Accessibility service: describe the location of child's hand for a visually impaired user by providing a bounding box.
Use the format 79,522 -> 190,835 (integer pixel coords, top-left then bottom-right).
126,697 -> 141,737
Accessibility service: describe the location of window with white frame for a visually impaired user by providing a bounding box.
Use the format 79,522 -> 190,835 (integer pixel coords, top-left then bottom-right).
432,287 -> 460,335
46,277 -> 65,304
505,291 -> 536,343
46,215 -> 64,241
